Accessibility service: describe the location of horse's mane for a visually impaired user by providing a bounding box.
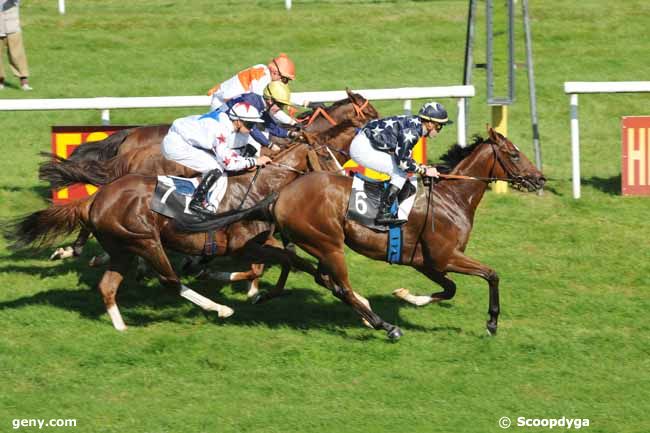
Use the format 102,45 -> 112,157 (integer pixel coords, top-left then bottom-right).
438,135 -> 486,168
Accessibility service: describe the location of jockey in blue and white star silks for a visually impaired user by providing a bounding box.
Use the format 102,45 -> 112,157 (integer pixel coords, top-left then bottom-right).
349,101 -> 453,225
161,101 -> 273,215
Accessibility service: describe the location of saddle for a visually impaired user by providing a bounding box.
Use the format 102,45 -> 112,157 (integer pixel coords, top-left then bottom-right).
150,175 -> 228,256
346,174 -> 419,264
346,174 -> 418,232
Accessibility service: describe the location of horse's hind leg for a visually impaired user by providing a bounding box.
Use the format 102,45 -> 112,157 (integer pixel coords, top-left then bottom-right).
445,251 -> 500,335
393,266 -> 457,307
136,240 -> 234,318
97,254 -> 132,331
50,228 -> 92,260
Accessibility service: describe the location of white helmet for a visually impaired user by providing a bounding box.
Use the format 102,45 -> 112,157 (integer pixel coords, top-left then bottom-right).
227,102 -> 264,123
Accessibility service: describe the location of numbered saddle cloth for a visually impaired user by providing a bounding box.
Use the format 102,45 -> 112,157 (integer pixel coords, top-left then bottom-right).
150,175 -> 228,220
346,174 -> 418,232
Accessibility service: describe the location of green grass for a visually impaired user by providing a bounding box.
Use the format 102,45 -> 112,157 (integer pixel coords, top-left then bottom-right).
1,1 -> 650,432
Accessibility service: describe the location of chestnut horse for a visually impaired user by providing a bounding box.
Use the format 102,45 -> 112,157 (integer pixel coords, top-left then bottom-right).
6,143 -> 333,331
200,128 -> 546,340
39,91 -> 378,263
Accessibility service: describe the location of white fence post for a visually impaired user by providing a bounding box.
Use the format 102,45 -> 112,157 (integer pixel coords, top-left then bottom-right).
564,81 -> 650,199
570,93 -> 580,199
58,0 -> 65,15
101,109 -> 110,126
285,0 -> 292,10
403,99 -> 412,115
457,98 -> 467,147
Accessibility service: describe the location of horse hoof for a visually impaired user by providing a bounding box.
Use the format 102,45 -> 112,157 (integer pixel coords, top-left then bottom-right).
251,292 -> 265,304
486,322 -> 498,336
218,306 -> 234,319
387,327 -> 403,341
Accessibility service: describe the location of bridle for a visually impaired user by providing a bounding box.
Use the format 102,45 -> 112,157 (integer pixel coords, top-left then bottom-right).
303,97 -> 371,127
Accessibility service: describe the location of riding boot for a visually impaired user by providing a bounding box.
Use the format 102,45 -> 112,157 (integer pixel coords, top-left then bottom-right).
375,184 -> 406,226
189,169 -> 222,215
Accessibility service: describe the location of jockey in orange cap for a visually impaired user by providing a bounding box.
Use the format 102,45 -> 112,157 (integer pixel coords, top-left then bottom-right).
207,53 -> 297,127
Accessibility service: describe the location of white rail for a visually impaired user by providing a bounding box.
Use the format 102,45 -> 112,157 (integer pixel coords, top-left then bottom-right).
564,81 -> 650,198
0,85 -> 475,146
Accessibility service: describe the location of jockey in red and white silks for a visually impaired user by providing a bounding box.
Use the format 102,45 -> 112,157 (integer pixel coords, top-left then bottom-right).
349,102 -> 453,225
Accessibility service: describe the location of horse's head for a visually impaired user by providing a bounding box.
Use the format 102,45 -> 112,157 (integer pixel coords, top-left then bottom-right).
301,89 -> 379,132
344,88 -> 380,125
487,127 -> 546,192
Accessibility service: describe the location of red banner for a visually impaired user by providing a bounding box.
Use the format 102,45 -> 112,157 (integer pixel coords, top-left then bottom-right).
622,116 -> 650,196
50,126 -> 136,204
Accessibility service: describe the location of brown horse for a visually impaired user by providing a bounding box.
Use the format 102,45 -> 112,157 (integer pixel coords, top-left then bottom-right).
199,128 -> 546,340
40,91 -> 378,263
6,143 -> 334,331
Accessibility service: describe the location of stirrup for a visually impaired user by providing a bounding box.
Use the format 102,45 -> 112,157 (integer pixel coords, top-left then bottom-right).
189,200 -> 215,216
375,214 -> 407,226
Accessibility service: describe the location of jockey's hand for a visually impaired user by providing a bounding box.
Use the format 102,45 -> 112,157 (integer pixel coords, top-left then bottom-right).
256,155 -> 272,167
425,166 -> 440,178
288,130 -> 301,140
270,143 -> 282,152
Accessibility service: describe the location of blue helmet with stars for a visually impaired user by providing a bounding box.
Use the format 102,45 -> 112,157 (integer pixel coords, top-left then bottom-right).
418,102 -> 453,124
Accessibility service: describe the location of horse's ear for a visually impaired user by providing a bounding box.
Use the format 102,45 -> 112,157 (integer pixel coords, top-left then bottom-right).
487,126 -> 499,142
345,88 -> 353,98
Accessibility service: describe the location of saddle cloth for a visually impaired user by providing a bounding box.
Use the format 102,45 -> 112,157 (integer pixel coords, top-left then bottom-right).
150,174 -> 228,220
346,174 -> 418,232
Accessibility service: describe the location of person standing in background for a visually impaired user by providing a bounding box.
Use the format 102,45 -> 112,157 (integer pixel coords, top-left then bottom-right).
0,0 -> 31,90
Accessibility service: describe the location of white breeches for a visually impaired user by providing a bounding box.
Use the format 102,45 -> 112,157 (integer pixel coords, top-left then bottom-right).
349,132 -> 407,188
161,130 -> 221,174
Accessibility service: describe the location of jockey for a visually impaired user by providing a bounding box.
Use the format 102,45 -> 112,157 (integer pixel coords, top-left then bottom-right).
207,53 -> 300,129
218,81 -> 299,156
349,102 -> 453,225
161,101 -> 273,216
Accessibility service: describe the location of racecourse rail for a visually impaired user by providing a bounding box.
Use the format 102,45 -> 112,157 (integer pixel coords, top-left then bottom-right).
564,81 -> 650,199
0,85 -> 475,147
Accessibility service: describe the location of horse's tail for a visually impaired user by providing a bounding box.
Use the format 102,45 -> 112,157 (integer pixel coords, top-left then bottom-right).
174,192 -> 278,233
67,128 -> 132,162
39,153 -> 126,189
4,196 -> 94,252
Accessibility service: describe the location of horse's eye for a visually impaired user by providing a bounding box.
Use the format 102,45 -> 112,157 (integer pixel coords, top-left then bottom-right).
510,153 -> 520,162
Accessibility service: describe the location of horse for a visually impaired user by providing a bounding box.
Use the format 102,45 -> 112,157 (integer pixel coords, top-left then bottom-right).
6,142 -> 338,331
39,90 -> 378,262
197,128 -> 546,340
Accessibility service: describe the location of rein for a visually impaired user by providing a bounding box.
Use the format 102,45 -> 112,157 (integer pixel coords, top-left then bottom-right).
234,167 -> 261,210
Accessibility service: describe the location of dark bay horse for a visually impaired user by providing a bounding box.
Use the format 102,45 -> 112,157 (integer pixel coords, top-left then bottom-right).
6,143 -> 331,331
204,128 -> 546,340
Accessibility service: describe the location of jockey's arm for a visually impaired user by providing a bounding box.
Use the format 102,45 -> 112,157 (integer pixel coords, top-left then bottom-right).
249,126 -> 272,147
213,143 -> 257,172
269,106 -> 297,126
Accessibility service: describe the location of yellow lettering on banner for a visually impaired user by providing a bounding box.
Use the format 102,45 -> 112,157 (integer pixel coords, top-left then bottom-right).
86,132 -> 109,143
54,133 -> 82,199
628,127 -> 647,186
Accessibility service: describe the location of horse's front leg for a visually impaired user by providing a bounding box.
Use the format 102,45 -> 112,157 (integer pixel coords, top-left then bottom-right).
445,251 -> 500,335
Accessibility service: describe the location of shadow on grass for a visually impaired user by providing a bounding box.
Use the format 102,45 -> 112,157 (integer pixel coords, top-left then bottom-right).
0,254 -> 461,338
583,175 -> 621,195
